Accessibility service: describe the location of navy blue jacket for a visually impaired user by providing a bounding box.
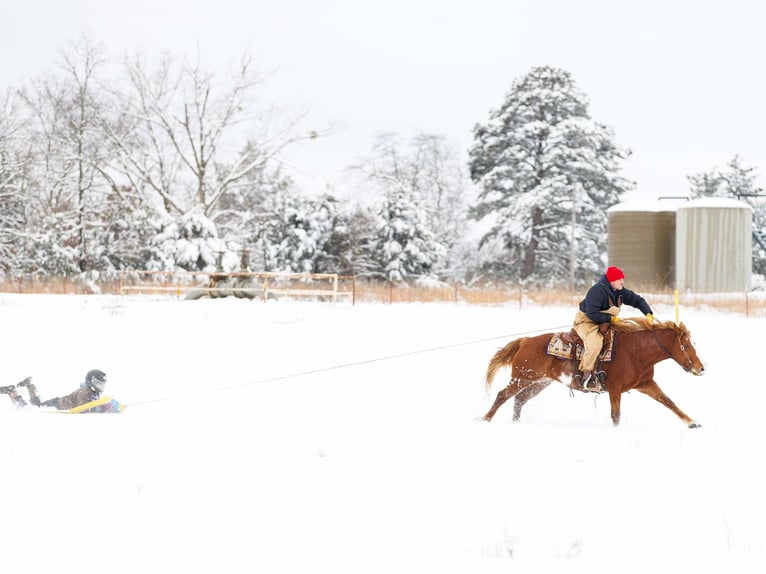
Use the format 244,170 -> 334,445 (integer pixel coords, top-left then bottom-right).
579,275 -> 652,324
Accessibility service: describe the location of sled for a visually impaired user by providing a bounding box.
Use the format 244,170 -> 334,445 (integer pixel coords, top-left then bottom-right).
53,395 -> 125,414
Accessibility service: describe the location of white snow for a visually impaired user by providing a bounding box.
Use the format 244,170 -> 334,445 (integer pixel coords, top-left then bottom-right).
680,197 -> 754,210
607,200 -> 681,213
0,293 -> 763,573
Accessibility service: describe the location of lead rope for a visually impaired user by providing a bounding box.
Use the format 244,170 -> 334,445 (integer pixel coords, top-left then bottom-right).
652,328 -> 674,359
127,323 -> 574,407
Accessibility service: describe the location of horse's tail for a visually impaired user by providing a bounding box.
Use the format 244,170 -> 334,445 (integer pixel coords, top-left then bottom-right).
485,337 -> 528,389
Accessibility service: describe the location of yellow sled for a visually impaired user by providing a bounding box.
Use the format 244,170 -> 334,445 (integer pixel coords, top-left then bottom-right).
60,395 -> 125,414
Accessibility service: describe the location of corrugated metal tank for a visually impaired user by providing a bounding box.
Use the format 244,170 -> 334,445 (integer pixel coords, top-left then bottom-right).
675,198 -> 752,293
607,201 -> 677,287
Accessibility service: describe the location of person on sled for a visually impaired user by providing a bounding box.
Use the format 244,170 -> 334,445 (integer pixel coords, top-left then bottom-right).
0,369 -> 107,409
572,267 -> 653,392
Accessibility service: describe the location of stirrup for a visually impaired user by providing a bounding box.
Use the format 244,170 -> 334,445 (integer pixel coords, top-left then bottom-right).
583,372 -> 606,393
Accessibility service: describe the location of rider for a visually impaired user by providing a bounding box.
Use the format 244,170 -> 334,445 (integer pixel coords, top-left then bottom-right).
0,369 -> 107,409
573,267 -> 654,392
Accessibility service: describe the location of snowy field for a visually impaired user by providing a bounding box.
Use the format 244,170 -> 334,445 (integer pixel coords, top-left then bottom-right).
0,293 -> 763,573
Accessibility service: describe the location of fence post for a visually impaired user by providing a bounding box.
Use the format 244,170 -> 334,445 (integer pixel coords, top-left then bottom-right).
332,274 -> 338,303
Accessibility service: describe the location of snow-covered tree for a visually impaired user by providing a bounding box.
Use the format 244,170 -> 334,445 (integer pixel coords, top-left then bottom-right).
98,185 -> 159,271
373,183 -> 444,281
468,66 -> 633,287
316,204 -> 378,277
688,155 -> 766,275
0,90 -> 28,275
148,210 -> 221,271
17,36 -> 115,275
213,141 -> 293,244
105,52 -> 318,220
351,133 -> 450,281
408,133 -> 473,278
688,155 -> 762,199
245,186 -> 336,273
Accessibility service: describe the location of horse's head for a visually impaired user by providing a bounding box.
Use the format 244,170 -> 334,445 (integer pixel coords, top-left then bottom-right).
669,322 -> 705,375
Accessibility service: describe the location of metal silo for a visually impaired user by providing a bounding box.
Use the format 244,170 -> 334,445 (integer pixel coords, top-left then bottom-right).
675,198 -> 752,292
607,201 -> 677,287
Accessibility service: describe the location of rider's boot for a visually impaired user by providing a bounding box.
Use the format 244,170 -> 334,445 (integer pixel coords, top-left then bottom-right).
571,369 -> 592,391
582,370 -> 607,393
572,369 -> 605,393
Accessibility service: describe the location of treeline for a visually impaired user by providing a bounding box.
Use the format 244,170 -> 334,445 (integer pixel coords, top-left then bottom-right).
0,38 -> 477,284
1,38 -> 762,288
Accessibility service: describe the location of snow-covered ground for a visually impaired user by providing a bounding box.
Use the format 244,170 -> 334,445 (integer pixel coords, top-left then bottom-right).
0,293 -> 762,573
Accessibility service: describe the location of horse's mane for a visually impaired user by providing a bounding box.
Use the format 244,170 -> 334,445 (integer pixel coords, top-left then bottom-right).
611,316 -> 681,333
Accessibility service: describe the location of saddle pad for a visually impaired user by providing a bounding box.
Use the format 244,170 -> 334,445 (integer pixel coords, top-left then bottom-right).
546,330 -> 615,362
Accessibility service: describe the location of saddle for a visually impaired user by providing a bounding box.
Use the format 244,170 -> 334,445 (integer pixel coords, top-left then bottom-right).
547,328 -> 614,361
546,328 -> 615,389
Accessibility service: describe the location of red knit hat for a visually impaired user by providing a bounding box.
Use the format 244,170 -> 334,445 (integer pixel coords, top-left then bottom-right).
605,266 -> 625,282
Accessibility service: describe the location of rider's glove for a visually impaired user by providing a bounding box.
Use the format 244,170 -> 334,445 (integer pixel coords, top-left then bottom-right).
610,315 -> 621,323
646,313 -> 654,324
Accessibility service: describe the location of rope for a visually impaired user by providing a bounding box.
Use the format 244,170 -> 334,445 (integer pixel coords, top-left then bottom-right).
126,323 -> 572,408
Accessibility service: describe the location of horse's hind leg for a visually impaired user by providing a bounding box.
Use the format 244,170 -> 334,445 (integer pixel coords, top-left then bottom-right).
512,381 -> 551,421
483,378 -> 527,422
636,379 -> 699,428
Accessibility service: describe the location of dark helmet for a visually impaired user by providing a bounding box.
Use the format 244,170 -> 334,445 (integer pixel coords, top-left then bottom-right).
85,369 -> 107,392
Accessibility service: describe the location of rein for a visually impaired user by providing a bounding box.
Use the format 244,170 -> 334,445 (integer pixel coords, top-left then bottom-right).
652,327 -> 692,372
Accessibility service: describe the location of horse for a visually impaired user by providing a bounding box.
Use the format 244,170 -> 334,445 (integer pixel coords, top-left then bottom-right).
482,317 -> 705,428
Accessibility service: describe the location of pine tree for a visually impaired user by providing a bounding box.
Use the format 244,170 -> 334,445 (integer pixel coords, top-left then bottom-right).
688,155 -> 766,275
246,187 -> 337,273
468,66 -> 633,286
351,133 -> 449,282
149,210 -> 221,271
373,183 -> 444,282
317,205 -> 378,277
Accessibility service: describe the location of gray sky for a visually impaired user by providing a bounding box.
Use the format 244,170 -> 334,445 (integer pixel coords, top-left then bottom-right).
3,0 -> 765,201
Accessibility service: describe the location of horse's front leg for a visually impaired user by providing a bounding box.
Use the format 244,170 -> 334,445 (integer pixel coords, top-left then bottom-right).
636,379 -> 700,428
608,386 -> 623,426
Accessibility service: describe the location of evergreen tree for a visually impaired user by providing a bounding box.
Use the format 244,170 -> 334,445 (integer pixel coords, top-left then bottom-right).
149,210 -> 221,271
317,204 -> 378,277
247,187 -> 337,273
99,186 -> 159,271
688,155 -> 766,275
372,182 -> 444,282
468,66 -> 633,286
352,133 -> 449,282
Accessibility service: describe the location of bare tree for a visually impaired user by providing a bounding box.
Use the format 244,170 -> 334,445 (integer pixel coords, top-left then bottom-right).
19,35 -> 110,273
0,89 -> 29,273
105,50 -> 318,219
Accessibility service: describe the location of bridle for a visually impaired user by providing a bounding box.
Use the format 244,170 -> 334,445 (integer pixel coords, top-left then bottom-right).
653,326 -> 694,372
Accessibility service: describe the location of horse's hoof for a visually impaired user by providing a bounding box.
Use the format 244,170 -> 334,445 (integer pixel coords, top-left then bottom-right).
688,422 -> 701,429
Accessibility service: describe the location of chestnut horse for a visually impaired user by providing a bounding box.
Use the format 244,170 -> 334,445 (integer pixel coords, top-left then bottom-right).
482,317 -> 705,427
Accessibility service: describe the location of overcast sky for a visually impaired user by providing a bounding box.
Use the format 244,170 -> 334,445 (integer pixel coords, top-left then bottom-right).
3,0 -> 765,202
